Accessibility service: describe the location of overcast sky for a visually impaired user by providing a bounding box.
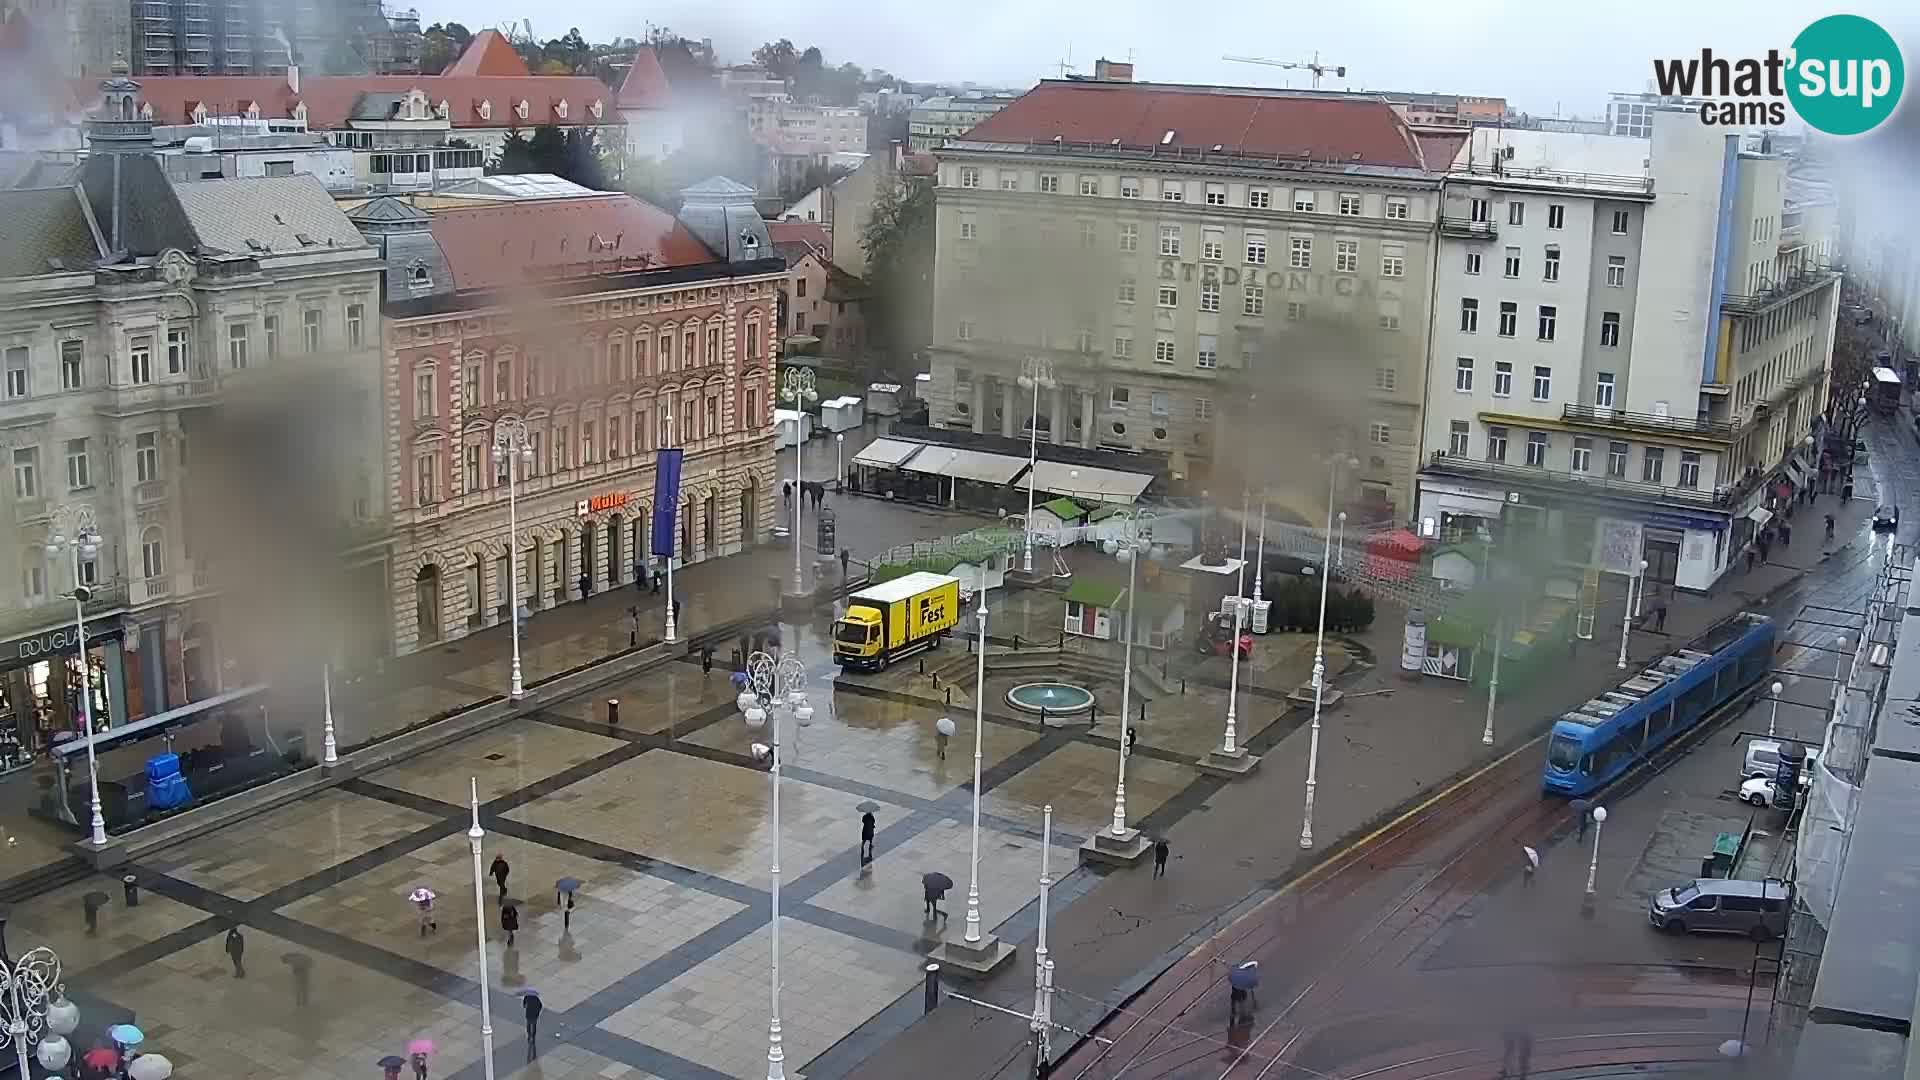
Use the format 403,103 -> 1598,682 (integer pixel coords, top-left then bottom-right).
417,0 -> 1917,118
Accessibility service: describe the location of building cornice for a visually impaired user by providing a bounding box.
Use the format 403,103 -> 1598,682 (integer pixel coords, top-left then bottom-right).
383,259 -> 790,323
937,142 -> 1441,189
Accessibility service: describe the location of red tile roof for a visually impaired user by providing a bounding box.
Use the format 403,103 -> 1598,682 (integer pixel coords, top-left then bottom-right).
768,219 -> 830,254
1415,130 -> 1470,171
962,80 -> 1427,169
444,30 -> 530,77
79,73 -> 611,130
427,194 -> 716,291
616,46 -> 673,110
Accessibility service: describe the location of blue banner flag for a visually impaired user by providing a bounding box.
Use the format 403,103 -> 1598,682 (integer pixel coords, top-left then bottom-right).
651,448 -> 684,558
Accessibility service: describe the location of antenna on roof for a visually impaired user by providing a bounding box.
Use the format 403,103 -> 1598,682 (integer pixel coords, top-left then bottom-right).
1055,44 -> 1077,79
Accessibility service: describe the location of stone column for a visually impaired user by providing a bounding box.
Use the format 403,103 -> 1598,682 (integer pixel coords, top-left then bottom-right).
971,380 -> 986,434
1051,385 -> 1067,445
1080,391 -> 1097,450
1001,380 -> 1017,439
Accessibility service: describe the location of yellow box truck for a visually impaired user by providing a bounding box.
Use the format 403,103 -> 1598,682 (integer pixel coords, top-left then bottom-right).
834,571 -> 962,671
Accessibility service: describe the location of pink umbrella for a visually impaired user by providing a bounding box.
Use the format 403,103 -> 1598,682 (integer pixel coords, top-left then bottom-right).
407,1038 -> 434,1056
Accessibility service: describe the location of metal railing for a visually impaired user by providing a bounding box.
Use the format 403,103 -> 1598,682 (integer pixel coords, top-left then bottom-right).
1438,216 -> 1498,240
1451,160 -> 1655,195
1561,404 -> 1736,440
1722,266 -> 1840,315
1423,451 -> 1729,507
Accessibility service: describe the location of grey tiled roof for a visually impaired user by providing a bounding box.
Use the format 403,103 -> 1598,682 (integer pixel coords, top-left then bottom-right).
0,186 -> 104,278
169,174 -> 369,255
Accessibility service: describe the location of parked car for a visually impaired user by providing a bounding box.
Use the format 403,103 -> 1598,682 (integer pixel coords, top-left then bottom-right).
1742,738 -> 1784,780
1739,776 -> 1776,806
1875,505 -> 1901,531
1648,878 -> 1790,940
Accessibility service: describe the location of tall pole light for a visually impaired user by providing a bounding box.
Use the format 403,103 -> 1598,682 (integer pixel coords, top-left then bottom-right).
1584,805 -> 1608,895
1616,558 -> 1646,671
742,651 -> 811,1080
0,946 -> 62,1079
1301,454 -> 1356,849
321,662 -> 338,765
1633,556 -> 1649,618
964,580 -> 989,944
781,368 -> 818,599
662,410 -> 679,645
835,432 -> 844,492
1218,490 -> 1252,757
466,779 -> 496,1080
1769,680 -> 1784,738
46,505 -> 104,847
1336,507 -> 1347,570
492,419 -> 533,699
1031,803 -> 1054,1075
1831,634 -> 1850,716
1482,608 -> 1502,747
1102,510 -> 1153,840
1018,357 -> 1055,574
1251,491 -> 1268,605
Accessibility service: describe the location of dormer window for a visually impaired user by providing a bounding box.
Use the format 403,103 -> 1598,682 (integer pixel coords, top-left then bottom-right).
515,100 -> 529,121
408,91 -> 429,120
589,100 -> 603,119
554,100 -> 568,120
476,99 -> 491,121
139,102 -> 153,120
292,101 -> 308,123
436,99 -> 449,119
244,101 -> 260,120
190,102 -> 208,124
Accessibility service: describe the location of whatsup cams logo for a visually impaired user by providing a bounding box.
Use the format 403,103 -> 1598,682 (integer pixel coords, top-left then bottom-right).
1652,14 -> 1906,136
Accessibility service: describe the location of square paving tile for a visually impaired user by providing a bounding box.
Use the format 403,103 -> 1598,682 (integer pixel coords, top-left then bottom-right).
506,753 -> 868,886
984,740 -> 1198,837
278,833 -> 743,1009
808,816 -> 1074,942
143,789 -> 443,901
600,917 -> 921,1079
10,873 -> 211,976
366,717 -> 627,807
543,666 -> 735,735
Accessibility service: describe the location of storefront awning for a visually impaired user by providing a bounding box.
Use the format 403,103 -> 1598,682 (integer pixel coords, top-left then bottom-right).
1026,460 -> 1155,504
901,446 -> 1029,485
1785,460 -> 1809,486
852,437 -> 925,469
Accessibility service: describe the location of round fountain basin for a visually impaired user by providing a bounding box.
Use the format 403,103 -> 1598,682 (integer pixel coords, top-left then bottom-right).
1006,682 -> 1095,715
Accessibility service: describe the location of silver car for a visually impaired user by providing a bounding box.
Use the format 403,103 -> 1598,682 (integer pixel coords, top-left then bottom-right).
1649,878 -> 1789,940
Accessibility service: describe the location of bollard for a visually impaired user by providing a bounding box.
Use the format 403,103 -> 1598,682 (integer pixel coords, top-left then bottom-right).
1040,707 -> 1048,727
932,673 -> 940,690
945,687 -> 952,705
923,962 -> 943,1014
1015,634 -> 1023,650
1139,699 -> 1146,722
122,875 -> 139,907
1181,677 -> 1187,695
919,658 -> 926,676
607,699 -> 620,726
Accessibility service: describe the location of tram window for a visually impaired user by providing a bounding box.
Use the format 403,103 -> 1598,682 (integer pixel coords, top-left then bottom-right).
1653,703 -> 1675,733
1678,681 -> 1713,724
1548,734 -> 1583,770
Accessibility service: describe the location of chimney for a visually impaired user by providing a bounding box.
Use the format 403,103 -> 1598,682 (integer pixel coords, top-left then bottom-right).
287,64 -> 300,95
1094,58 -> 1133,82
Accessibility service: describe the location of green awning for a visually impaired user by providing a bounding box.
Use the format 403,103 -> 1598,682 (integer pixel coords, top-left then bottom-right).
1064,578 -> 1125,607
1038,497 -> 1086,520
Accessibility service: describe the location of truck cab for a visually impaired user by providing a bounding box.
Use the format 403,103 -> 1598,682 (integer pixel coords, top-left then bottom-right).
833,571 -> 962,671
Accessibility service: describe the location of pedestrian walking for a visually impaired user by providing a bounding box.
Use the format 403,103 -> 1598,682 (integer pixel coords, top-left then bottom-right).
500,901 -> 519,948
860,811 -> 876,864
286,951 -> 312,1005
701,646 -> 714,676
1844,480 -> 1855,501
522,990 -> 543,1060
1827,513 -> 1837,540
224,925 -> 246,978
924,881 -> 947,922
671,598 -> 682,627
1652,598 -> 1668,633
1574,803 -> 1590,842
1500,1030 -> 1535,1079
562,891 -> 575,931
1153,837 -> 1170,878
783,480 -> 792,507
1746,547 -> 1757,572
935,726 -> 949,760
1780,521 -> 1793,547
1521,845 -> 1540,888
652,568 -> 662,595
1126,726 -> 1138,754
632,562 -> 644,592
490,854 -> 510,901
578,573 -> 591,601
411,1050 -> 429,1080
411,888 -> 438,936
627,605 -> 640,648
839,548 -> 851,578
1229,986 -> 1250,1023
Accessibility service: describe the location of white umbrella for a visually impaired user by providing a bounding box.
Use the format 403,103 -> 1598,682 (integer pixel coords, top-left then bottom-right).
1522,846 -> 1540,869
128,1054 -> 175,1080
935,717 -> 956,736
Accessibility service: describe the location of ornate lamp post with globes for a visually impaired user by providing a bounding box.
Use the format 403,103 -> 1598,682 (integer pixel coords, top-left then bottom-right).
780,368 -> 818,605
46,505 -> 106,847
739,651 -> 813,1080
492,419 -> 534,700
1081,510 -> 1155,865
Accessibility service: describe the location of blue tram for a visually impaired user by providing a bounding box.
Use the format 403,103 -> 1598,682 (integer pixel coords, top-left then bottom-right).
1543,611 -> 1776,796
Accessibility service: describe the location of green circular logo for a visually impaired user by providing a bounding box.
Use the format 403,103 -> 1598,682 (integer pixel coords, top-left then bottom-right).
1787,15 -> 1905,136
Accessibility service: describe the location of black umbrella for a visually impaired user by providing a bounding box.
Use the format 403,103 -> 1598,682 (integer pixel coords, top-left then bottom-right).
856,800 -> 881,813
377,1055 -> 406,1069
922,871 -> 953,894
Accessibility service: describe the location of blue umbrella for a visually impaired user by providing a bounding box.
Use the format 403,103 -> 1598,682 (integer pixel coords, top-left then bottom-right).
108,1024 -> 144,1047
1228,962 -> 1260,991
555,877 -> 581,902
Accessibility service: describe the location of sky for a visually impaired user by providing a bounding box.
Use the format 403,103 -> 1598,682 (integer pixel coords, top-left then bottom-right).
415,0 -> 1919,118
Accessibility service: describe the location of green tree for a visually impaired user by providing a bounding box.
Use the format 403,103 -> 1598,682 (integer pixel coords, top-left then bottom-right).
861,175 -> 935,364
527,125 -> 568,171
560,129 -> 611,190
753,38 -> 797,78
489,127 -> 538,174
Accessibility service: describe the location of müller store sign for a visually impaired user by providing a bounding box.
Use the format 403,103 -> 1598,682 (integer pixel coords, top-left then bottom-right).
4,621 -> 117,664
576,491 -> 631,517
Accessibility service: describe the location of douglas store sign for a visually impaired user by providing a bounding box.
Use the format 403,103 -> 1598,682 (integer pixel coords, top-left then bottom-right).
6,622 -> 116,664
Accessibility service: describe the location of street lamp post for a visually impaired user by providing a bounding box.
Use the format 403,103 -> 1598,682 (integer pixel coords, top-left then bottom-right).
1832,634 -> 1850,716
1102,511 -> 1154,842
1031,804 -> 1054,1075
0,946 -> 63,1079
466,780 -> 497,1080
741,651 -> 812,1080
1301,454 -> 1357,847
492,419 -> 534,700
1616,558 -> 1647,670
1584,805 -> 1608,895
1018,358 -> 1056,575
781,369 -> 818,600
322,662 -> 338,766
1482,609 -> 1503,748
1223,491 -> 1250,756
1769,681 -> 1784,738
1251,493 -> 1268,605
965,589 -> 988,945
46,506 -> 105,847
835,432 -> 845,492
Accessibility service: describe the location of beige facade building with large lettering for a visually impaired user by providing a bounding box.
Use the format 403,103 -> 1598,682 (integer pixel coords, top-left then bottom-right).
923,76 -> 1455,521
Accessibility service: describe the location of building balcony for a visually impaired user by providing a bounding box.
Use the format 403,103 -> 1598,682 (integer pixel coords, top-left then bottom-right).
1722,264 -> 1840,316
1422,451 -> 1732,511
1439,216 -> 1498,240
0,581 -> 130,640
1560,404 -> 1736,441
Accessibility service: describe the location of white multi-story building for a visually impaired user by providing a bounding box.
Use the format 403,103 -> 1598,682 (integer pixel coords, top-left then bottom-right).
926,76 -> 1446,520
907,92 -> 1021,152
1417,109 -> 1839,592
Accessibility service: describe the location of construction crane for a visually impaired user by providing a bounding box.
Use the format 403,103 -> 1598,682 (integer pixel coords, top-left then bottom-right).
1223,52 -> 1347,90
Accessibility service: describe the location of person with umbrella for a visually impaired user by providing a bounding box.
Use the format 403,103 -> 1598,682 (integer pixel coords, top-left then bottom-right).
923,872 -> 951,922
858,803 -> 878,864
521,989 -> 543,1060
556,877 -> 580,931
380,1055 -> 406,1080
489,854 -> 510,901
410,887 -> 438,935
224,924 -> 245,977
1522,845 -> 1540,888
1228,961 -> 1260,1023
500,900 -> 519,948
408,1038 -> 434,1080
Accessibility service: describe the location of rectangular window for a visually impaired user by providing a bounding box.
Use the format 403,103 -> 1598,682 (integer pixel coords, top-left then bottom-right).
1642,447 -> 1665,484
226,323 -> 249,369
59,341 -> 83,389
1160,180 -> 1184,202
1247,187 -> 1271,209
1547,204 -> 1565,229
959,216 -> 978,241
1078,176 -> 1098,196
136,431 -> 159,483
1200,281 -> 1220,312
141,531 -> 164,579
1109,386 -> 1130,410
581,420 -> 595,464
1196,335 -> 1218,369
1596,372 -> 1616,407
1611,209 -> 1630,234
1286,301 -> 1306,321
1118,223 -> 1137,251
1245,233 -> 1267,265
1120,177 -> 1141,198
1455,357 -> 1474,392
1157,285 -> 1178,308
1336,240 -> 1358,273
302,309 -> 322,352
346,303 -> 365,348
11,447 -> 37,499
1039,174 -> 1060,193
1607,441 -> 1628,478
956,320 -> 974,341
263,314 -> 280,358
1543,246 -> 1560,282
162,328 -> 188,375
1449,420 -> 1469,456
1075,329 -> 1095,354
1202,227 -> 1224,261
1289,235 -> 1312,269
958,167 -> 980,188
1525,431 -> 1548,467
1600,312 -> 1621,348
1464,251 -> 1481,275
1375,367 -> 1396,391
129,336 -> 153,385
1159,225 -> 1182,257
64,438 -> 89,490
1339,193 -> 1362,216
1370,421 -> 1391,444
1532,365 -> 1552,402
495,358 -> 512,401
997,174 -> 1018,191
1503,246 -> 1521,278
462,364 -> 480,409
1385,196 -> 1409,220
1493,361 -> 1513,397
1498,302 -> 1517,337
1293,190 -> 1315,213
1606,255 -> 1627,287
1486,425 -> 1508,463
1205,183 -> 1227,206
1243,285 -> 1265,317
1679,451 -> 1701,489
1460,298 -> 1479,333
1195,398 -> 1215,420
463,444 -> 481,492
1537,305 -> 1557,341
3,347 -> 25,399
1381,243 -> 1405,277
1571,437 -> 1592,473
1117,278 -> 1137,303
1154,338 -> 1176,365
1113,335 -> 1134,359
1380,313 -> 1401,331
415,454 -> 436,505
1150,391 -> 1170,417
1508,201 -> 1526,226
1470,198 -> 1490,223
415,370 -> 435,417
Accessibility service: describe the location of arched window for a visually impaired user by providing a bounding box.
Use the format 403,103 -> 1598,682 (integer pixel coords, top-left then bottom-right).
633,330 -> 651,377
658,329 -> 674,373
607,335 -> 627,381
683,327 -> 698,369
140,526 -> 165,579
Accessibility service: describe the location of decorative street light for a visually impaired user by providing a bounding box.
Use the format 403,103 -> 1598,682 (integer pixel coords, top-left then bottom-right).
0,946 -> 63,1078
1101,510 -> 1155,843
962,584 -> 990,946
740,650 -> 812,1080
1617,558 -> 1647,670
1584,805 -> 1608,895
465,780 -> 497,1080
322,662 -> 338,766
1831,634 -> 1850,716
1769,681 -> 1784,738
1302,454 -> 1359,850
1018,358 -> 1056,575
46,505 -> 105,847
1217,491 -> 1253,761
835,432 -> 845,492
1031,804 -> 1055,1076
1251,492 -> 1268,605
780,368 -> 819,600
492,419 -> 534,700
